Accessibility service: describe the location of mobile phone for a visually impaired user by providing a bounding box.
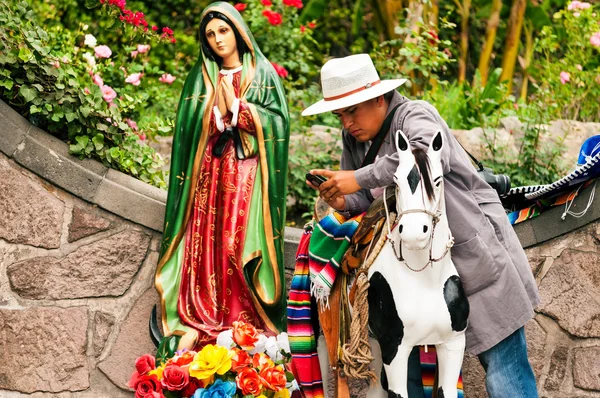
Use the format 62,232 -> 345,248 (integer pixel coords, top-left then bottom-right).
306,173 -> 327,187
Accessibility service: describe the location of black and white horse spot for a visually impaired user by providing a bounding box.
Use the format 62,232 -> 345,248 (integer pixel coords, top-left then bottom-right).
437,387 -> 445,398
443,275 -> 470,332
368,271 -> 404,365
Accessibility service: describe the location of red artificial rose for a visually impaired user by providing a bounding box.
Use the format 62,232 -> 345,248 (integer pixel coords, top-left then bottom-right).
271,62 -> 288,79
234,3 -> 247,11
144,392 -> 164,398
130,373 -> 163,398
135,354 -> 156,375
259,365 -> 287,392
262,9 -> 283,26
231,348 -> 252,372
236,368 -> 264,396
170,350 -> 196,367
261,0 -> 272,5
181,378 -> 204,397
232,321 -> 259,349
161,364 -> 189,391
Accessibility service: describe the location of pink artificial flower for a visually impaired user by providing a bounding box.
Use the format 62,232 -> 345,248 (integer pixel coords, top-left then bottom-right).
590,32 -> 600,48
94,45 -> 112,59
125,118 -> 139,131
271,62 -> 288,78
92,74 -> 104,87
101,85 -> 117,102
125,72 -> 143,86
137,44 -> 151,53
52,60 -> 60,68
131,50 -> 139,58
159,73 -> 176,84
234,3 -> 247,11
576,64 -> 583,71
560,71 -> 571,84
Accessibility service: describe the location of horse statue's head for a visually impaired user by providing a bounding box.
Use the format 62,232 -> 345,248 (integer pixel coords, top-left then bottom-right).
392,130 -> 445,250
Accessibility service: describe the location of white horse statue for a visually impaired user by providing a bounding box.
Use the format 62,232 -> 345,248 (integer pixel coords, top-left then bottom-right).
365,130 -> 470,398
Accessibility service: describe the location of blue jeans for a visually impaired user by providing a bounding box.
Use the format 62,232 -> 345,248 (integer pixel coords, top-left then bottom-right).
478,327 -> 539,398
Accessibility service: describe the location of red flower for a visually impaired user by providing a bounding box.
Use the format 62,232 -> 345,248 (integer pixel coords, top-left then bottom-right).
135,354 -> 156,375
427,30 -> 439,45
283,0 -> 303,8
234,3 -> 247,11
161,365 -> 189,391
261,0 -> 272,5
181,378 -> 204,397
236,368 -> 263,396
259,365 -> 287,392
262,10 -> 283,26
231,348 -> 252,372
307,21 -> 316,29
128,372 -> 163,398
300,25 -> 305,33
271,62 -> 288,78
152,25 -> 158,31
232,321 -> 259,349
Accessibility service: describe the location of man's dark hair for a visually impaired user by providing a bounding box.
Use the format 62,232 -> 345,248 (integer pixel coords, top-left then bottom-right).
383,90 -> 395,103
199,12 -> 249,65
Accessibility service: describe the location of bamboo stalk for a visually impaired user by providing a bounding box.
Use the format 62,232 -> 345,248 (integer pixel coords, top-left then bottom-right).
477,0 -> 503,85
520,21 -> 534,101
500,0 -> 527,93
453,0 -> 471,84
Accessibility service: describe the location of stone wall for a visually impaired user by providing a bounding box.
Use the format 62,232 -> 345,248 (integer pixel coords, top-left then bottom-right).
1,99 -> 599,397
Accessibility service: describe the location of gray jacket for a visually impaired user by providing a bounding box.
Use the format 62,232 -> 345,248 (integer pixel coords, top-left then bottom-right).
341,91 -> 540,355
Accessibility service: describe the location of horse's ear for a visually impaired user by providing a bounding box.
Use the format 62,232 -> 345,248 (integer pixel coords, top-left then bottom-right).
395,129 -> 410,153
430,130 -> 443,152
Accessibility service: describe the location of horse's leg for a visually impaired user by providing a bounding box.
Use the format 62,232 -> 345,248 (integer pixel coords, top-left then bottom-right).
385,343 -> 413,398
435,333 -> 466,398
366,337 -> 387,398
317,334 -> 331,395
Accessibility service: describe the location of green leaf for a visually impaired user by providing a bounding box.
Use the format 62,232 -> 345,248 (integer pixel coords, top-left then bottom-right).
75,135 -> 90,147
65,112 -> 77,122
30,104 -> 41,114
80,106 -> 92,118
0,80 -> 14,90
19,85 -> 37,103
85,0 -> 100,8
69,143 -> 83,154
18,47 -> 33,62
55,82 -> 65,89
32,83 -> 44,91
96,123 -> 108,132
92,134 -> 104,150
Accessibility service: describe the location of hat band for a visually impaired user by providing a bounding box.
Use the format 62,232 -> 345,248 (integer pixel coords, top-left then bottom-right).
324,80 -> 381,101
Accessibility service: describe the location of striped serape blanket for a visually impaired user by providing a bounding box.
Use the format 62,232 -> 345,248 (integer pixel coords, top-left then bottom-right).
420,346 -> 464,397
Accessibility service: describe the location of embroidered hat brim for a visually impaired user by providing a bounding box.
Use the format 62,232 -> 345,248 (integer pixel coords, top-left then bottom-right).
301,78 -> 407,116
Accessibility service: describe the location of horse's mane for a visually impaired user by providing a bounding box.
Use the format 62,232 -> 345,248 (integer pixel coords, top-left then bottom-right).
412,147 -> 434,201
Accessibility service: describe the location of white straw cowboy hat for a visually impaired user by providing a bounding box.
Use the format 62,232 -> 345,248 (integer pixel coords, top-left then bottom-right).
302,54 -> 407,116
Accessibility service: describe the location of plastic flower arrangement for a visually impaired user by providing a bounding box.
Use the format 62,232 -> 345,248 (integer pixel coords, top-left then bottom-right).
129,321 -> 298,398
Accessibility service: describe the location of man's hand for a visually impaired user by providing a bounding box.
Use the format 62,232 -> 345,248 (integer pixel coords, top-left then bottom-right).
306,169 -> 361,210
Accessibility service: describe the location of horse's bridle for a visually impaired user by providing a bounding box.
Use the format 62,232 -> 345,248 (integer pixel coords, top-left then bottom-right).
383,185 -> 455,272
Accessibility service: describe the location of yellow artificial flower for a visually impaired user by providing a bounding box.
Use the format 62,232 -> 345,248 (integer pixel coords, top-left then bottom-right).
189,344 -> 233,380
273,389 -> 291,398
148,365 -> 164,379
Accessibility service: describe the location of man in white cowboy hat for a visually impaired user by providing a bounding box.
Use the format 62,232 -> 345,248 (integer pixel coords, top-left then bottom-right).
304,54 -> 540,398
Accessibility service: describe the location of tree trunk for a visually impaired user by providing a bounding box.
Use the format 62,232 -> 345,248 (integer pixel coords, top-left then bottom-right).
477,0 -> 502,85
500,0 -> 527,93
520,21 -> 534,101
424,0 -> 439,31
454,0 -> 471,84
372,0 -> 403,40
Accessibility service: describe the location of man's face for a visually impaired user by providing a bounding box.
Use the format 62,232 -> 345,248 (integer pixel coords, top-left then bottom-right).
332,96 -> 387,142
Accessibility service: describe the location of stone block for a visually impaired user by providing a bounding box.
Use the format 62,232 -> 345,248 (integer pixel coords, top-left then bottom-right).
0,100 -> 31,157
0,306 -> 89,393
572,346 -> 600,391
98,288 -> 160,390
526,318 -> 548,380
544,344 -> 569,391
93,171 -> 165,233
538,248 -> 600,337
93,311 -> 116,357
0,155 -> 64,249
284,226 -> 303,270
68,206 -> 112,242
8,230 -> 151,299
13,125 -> 108,202
462,353 -> 488,398
514,221 -> 538,249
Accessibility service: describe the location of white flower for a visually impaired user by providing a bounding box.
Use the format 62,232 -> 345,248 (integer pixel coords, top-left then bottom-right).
82,52 -> 96,68
287,379 -> 299,392
84,34 -> 97,48
83,24 -> 89,31
216,329 -> 234,349
277,332 -> 291,354
249,334 -> 267,355
265,336 -> 282,361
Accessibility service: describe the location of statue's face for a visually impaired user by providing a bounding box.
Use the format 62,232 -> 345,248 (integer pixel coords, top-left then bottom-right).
205,18 -> 238,62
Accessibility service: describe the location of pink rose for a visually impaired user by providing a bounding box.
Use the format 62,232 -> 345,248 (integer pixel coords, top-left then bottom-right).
159,73 -> 176,84
52,60 -> 60,68
135,354 -> 156,375
84,87 -> 91,95
560,71 -> 570,84
576,64 -> 583,71
125,73 -> 143,86
94,45 -> 112,59
161,365 -> 189,391
590,33 -> 600,48
125,118 -> 139,131
137,44 -> 151,53
101,85 -> 117,102
131,50 -> 139,58
92,74 -> 104,87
